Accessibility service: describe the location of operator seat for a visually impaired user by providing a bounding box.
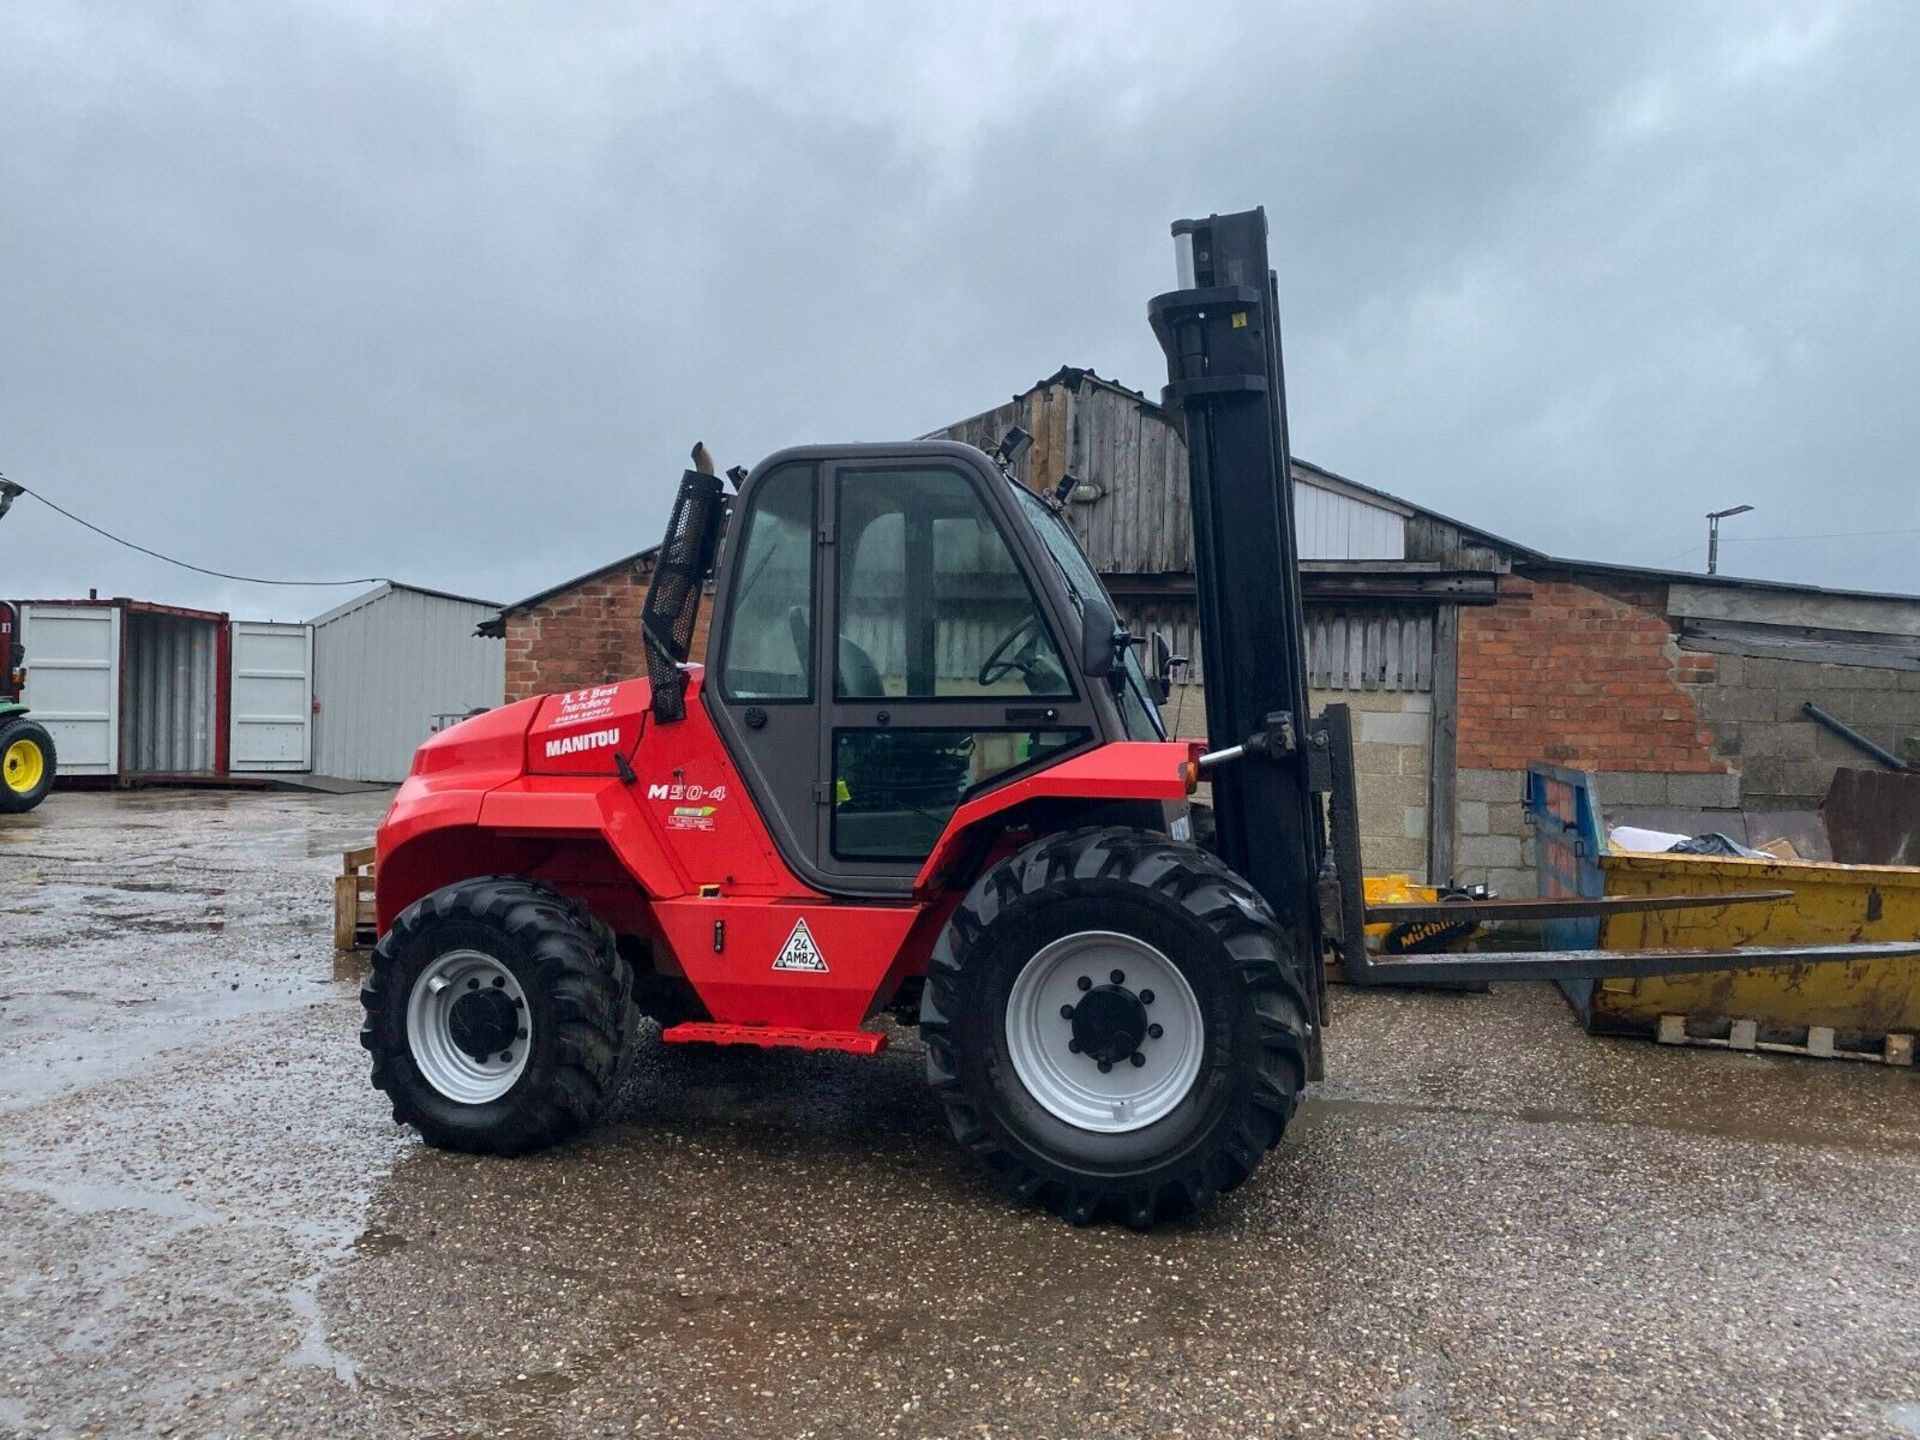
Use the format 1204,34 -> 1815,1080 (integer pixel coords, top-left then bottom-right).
789,606 -> 885,697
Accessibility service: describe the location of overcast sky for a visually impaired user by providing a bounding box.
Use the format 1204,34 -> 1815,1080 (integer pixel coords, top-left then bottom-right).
3,1 -> 1915,621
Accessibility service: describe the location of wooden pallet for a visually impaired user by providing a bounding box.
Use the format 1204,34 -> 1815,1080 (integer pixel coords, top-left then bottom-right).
334,843 -> 376,951
1656,1014 -> 1916,1066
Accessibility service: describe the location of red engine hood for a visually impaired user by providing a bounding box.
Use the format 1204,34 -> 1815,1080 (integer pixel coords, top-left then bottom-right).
378,697 -> 545,870
408,695 -> 543,778
526,677 -> 652,775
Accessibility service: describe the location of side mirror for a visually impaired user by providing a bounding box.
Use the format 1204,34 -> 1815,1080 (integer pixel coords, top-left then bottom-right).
1151,632 -> 1173,704
1080,594 -> 1119,678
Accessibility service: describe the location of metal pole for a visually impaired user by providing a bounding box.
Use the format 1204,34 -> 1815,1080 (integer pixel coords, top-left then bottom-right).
1803,701 -> 1912,771
1705,504 -> 1750,575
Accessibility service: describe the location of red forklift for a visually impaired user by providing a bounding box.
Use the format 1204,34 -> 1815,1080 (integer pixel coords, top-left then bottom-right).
361,209 -> 1908,1226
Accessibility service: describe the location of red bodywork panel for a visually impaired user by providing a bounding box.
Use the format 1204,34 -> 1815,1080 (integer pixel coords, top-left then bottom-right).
912,742 -> 1201,889
375,670 -> 1198,1038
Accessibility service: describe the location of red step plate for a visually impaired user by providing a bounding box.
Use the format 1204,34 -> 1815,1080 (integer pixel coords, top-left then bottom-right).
659,1022 -> 887,1055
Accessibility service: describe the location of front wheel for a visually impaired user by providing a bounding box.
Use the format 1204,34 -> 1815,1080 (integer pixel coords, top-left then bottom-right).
360,877 -> 634,1154
921,827 -> 1313,1226
0,717 -> 56,813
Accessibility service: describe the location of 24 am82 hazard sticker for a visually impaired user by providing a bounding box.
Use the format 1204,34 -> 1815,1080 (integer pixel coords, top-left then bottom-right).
772,917 -> 828,973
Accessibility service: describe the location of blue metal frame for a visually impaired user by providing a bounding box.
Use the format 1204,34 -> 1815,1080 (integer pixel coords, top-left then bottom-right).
1524,765 -> 1608,1022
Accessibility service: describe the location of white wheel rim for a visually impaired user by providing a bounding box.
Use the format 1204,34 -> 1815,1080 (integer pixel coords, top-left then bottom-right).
405,949 -> 531,1104
1003,930 -> 1204,1134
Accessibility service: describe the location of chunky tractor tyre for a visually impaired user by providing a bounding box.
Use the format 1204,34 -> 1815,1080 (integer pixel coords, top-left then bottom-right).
361,877 -> 634,1155
0,718 -> 56,814
921,827 -> 1312,1227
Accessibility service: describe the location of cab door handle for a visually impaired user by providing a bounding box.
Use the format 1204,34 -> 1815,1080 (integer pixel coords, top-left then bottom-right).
1004,707 -> 1059,723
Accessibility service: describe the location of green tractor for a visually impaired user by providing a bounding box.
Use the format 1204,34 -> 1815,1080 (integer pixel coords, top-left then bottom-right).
0,601 -> 56,813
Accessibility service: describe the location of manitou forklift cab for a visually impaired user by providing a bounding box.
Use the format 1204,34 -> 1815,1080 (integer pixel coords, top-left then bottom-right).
703,441 -> 1173,896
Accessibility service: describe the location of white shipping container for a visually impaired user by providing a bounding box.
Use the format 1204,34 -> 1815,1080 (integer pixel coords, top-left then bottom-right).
16,599 -> 313,780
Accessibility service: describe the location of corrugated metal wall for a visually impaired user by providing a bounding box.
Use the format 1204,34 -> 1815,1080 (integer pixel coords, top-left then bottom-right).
1117,598 -> 1433,693
125,613 -> 219,774
312,586 -> 505,782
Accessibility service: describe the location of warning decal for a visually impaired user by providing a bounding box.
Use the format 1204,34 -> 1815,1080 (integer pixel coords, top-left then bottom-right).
772,917 -> 829,973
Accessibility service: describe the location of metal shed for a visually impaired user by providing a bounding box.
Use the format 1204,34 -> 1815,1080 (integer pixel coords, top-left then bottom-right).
310,583 -> 505,783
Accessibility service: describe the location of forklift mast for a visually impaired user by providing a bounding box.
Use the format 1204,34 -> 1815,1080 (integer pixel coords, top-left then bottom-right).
1149,209 -> 1328,969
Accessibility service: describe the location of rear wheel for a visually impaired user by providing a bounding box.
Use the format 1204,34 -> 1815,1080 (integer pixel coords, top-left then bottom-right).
361,877 -> 634,1154
0,718 -> 56,814
921,826 -> 1313,1226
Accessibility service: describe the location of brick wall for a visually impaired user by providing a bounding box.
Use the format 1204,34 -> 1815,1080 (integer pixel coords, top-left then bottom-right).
1448,570 -> 1920,892
503,558 -> 712,702
1451,572 -> 1735,892
1458,575 -> 1727,775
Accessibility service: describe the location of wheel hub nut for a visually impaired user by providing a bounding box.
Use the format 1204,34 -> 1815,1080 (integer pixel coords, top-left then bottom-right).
448,987 -> 518,1063
1064,982 -> 1150,1067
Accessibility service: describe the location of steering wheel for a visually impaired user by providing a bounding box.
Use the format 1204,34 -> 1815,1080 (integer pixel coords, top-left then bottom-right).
978,615 -> 1044,686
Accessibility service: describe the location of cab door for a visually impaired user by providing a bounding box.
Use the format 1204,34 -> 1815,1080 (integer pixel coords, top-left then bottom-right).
816,453 -> 1101,891
702,459 -> 824,884
705,445 -> 1104,897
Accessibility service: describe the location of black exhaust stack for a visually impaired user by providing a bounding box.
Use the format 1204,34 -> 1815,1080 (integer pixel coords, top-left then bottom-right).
641,468 -> 726,723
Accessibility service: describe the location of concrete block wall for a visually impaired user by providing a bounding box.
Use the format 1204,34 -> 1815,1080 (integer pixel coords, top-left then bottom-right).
1159,682 -> 1211,744
1695,654 -> 1920,807
1453,766 -> 1742,898
1316,688 -> 1432,879
1166,681 -> 1433,880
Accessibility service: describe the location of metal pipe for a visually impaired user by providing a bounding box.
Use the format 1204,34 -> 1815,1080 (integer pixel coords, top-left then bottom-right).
1803,701 -> 1910,771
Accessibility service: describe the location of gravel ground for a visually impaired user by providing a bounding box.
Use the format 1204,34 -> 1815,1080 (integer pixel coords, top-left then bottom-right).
3,788 -> 1919,1439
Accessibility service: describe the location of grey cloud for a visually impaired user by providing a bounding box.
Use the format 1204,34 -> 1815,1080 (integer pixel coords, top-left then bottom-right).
2,0 -> 1913,620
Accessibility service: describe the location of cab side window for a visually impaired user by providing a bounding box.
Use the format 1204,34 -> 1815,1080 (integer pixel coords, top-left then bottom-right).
835,468 -> 1071,700
718,464 -> 815,701
829,466 -> 1083,862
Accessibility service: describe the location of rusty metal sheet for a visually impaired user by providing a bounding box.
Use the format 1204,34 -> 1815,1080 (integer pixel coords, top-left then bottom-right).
1823,767 -> 1920,866
1364,890 -> 1793,925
